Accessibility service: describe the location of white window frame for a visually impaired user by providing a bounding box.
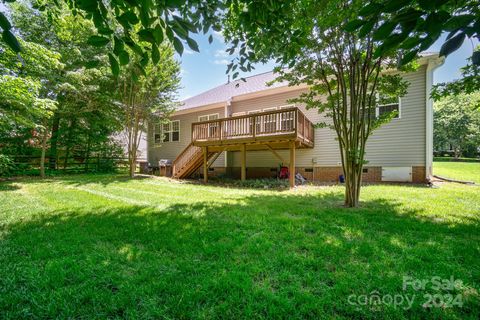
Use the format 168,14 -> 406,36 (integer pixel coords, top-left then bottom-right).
247,110 -> 261,134
376,94 -> 401,120
198,113 -> 219,138
153,123 -> 163,146
154,120 -> 180,145
262,107 -> 278,133
231,112 -> 246,117
279,104 -> 295,131
198,113 -> 219,122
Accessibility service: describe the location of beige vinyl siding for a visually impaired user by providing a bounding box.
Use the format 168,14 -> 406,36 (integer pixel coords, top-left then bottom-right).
147,106 -> 226,167
230,66 -> 427,167
365,65 -> 427,166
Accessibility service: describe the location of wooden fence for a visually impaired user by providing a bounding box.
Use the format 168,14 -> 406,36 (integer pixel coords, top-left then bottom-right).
7,155 -> 131,175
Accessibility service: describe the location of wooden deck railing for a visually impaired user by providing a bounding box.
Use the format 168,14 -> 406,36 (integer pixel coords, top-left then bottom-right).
191,107 -> 314,145
172,142 -> 202,177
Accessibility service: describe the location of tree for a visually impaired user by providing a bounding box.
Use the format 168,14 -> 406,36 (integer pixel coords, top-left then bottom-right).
223,0 -> 409,207
1,0 -> 223,76
115,45 -> 180,177
432,47 -> 480,105
2,1 -> 123,175
346,0 -> 480,66
434,92 -> 480,158
0,39 -> 61,177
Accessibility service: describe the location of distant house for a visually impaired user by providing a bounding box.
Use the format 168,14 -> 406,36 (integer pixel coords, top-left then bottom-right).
148,53 -> 443,186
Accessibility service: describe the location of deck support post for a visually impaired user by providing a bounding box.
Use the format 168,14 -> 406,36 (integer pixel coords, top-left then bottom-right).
241,144 -> 246,181
289,141 -> 295,188
203,146 -> 208,183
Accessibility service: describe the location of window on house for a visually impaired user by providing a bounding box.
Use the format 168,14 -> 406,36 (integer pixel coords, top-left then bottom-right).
198,114 -> 219,137
153,124 -> 162,144
263,107 -> 277,133
377,94 -> 400,119
155,120 -> 180,143
248,110 -> 261,134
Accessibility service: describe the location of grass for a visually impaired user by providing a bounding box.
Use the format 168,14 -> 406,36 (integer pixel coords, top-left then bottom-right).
434,161 -> 480,184
0,175 -> 479,319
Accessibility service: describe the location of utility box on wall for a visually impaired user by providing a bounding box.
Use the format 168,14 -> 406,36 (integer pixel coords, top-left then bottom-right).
381,167 -> 412,182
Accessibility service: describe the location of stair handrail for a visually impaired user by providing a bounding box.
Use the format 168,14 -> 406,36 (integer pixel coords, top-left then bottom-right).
172,142 -> 201,176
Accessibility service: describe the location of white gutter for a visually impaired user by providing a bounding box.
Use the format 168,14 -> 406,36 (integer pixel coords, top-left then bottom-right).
425,56 -> 444,181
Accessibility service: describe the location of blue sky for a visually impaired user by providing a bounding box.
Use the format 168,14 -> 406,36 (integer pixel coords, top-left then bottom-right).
177,31 -> 479,100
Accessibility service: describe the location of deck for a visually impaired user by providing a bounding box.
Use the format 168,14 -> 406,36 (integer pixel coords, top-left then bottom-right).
173,107 -> 315,187
191,107 -> 314,152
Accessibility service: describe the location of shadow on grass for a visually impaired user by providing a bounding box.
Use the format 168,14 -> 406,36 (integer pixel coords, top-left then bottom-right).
0,173 -> 154,188
1,191 -> 479,319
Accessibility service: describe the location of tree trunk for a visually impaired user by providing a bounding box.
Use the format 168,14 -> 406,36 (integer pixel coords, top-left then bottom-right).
454,147 -> 460,159
39,127 -> 48,178
129,157 -> 136,178
344,160 -> 362,208
49,114 -> 60,170
63,119 -> 77,170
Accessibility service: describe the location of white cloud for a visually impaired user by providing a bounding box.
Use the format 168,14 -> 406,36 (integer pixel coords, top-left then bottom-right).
184,48 -> 195,55
213,59 -> 229,65
180,68 -> 189,76
214,49 -> 229,58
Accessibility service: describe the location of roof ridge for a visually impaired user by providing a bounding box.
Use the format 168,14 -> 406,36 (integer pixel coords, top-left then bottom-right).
181,69 -> 276,103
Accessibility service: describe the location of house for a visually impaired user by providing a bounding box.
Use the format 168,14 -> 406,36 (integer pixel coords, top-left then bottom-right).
147,53 -> 444,186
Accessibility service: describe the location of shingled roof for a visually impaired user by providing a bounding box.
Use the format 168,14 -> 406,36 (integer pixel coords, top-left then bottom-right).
179,52 -> 440,112
179,70 -> 288,111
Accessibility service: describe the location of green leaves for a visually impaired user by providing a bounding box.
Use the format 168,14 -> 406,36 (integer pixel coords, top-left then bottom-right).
440,32 -> 466,57
151,45 -> 160,64
186,37 -> 199,52
1,12 -> 20,53
138,29 -> 155,44
352,0 -> 479,65
472,51 -> 480,66
400,49 -> 419,65
2,30 -> 21,53
85,60 -> 100,69
344,19 -> 365,32
118,51 -> 130,65
87,35 -> 110,47
0,12 -> 12,30
173,37 -> 184,55
108,53 -> 119,76
153,25 -> 164,43
373,21 -> 396,41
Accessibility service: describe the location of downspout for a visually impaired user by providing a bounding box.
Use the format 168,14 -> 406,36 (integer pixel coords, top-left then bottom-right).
425,57 -> 444,181
224,99 -> 232,168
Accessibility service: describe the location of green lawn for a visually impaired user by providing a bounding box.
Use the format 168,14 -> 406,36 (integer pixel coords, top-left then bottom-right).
434,161 -> 480,184
0,175 -> 479,319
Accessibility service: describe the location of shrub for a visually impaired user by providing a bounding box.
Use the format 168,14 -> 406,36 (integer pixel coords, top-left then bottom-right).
0,154 -> 16,176
209,177 -> 290,189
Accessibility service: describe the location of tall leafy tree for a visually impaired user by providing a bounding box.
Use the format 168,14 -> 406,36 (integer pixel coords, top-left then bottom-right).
2,1 -> 123,173
1,0 -> 223,75
0,39 -> 61,177
116,44 -> 180,177
434,92 -> 480,158
432,48 -> 480,104
223,0 -> 409,207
